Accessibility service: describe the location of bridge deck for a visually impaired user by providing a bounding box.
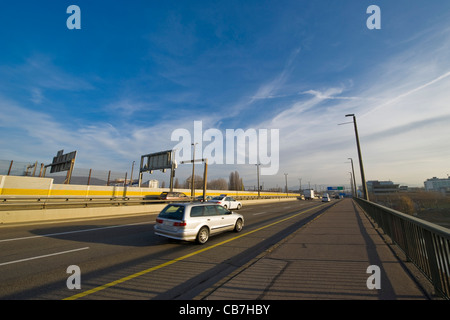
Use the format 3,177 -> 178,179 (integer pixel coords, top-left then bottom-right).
202,198 -> 430,300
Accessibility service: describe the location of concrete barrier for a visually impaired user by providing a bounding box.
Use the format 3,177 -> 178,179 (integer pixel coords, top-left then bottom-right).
0,175 -> 296,198
0,175 -> 301,225
0,203 -> 167,225
0,196 -> 301,225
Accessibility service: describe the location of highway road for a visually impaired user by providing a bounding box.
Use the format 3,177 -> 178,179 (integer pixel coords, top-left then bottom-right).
0,199 -> 336,300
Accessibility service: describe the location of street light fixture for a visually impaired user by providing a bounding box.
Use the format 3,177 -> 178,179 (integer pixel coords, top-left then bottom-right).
345,114 -> 369,201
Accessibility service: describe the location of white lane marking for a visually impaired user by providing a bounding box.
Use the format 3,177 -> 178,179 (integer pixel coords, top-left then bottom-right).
253,211 -> 268,215
0,247 -> 89,267
0,221 -> 152,243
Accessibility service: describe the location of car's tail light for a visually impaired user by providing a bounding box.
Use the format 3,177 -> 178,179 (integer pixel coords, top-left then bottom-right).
173,221 -> 187,227
156,218 -> 163,224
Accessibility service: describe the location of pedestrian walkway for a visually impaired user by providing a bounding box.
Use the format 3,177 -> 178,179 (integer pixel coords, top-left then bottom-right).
201,198 -> 429,300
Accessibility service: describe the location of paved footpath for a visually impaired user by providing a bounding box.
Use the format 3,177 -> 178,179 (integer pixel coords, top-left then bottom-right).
200,198 -> 429,300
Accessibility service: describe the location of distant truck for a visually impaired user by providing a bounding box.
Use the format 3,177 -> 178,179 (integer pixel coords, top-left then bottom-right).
304,189 -> 315,200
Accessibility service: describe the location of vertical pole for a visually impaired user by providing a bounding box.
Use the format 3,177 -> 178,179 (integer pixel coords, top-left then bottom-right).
256,163 -> 260,198
39,163 -> 44,177
191,143 -> 196,198
349,158 -> 357,198
349,172 -> 354,196
170,161 -> 175,192
32,161 -> 38,176
107,170 -> 111,186
130,161 -> 135,188
351,115 -> 369,201
284,173 -> 288,197
202,159 -> 208,202
87,169 -> 92,186
65,159 -> 75,184
7,160 -> 13,176
138,156 -> 144,187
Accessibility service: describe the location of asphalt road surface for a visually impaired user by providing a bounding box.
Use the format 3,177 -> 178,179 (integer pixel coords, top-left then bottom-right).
0,199 -> 336,300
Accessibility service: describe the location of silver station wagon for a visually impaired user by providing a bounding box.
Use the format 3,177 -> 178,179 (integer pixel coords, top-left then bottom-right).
154,203 -> 244,244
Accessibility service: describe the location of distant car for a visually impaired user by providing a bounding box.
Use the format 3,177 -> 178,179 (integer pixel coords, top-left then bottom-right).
159,192 -> 189,201
195,195 -> 213,202
209,195 -> 242,210
322,193 -> 331,202
154,203 -> 244,244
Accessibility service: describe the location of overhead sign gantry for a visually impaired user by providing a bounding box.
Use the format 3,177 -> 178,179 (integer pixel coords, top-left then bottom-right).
139,150 -> 177,190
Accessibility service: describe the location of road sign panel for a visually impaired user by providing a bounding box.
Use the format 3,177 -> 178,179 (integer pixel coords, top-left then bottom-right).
140,150 -> 174,172
328,186 -> 344,191
49,150 -> 77,173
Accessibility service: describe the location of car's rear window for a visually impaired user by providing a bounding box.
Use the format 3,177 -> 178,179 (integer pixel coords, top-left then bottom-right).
158,205 -> 185,220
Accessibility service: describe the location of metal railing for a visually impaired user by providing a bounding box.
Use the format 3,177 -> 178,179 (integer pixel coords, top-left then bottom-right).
0,196 -> 172,210
0,194 -> 299,210
354,198 -> 450,299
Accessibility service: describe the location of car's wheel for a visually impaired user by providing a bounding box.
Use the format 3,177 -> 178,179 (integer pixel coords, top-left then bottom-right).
223,204 -> 228,209
237,203 -> 242,210
196,226 -> 209,244
234,218 -> 243,232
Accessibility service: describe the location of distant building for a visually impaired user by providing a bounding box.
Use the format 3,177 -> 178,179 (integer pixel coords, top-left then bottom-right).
367,180 -> 399,194
424,177 -> 450,192
141,179 -> 159,188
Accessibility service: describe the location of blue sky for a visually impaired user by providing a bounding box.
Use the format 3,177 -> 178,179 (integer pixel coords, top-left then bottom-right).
1,1 -> 450,189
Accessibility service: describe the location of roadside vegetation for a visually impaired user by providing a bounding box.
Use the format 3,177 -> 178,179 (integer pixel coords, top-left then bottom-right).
370,191 -> 450,228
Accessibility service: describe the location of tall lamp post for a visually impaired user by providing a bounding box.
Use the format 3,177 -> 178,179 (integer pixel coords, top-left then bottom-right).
348,158 -> 357,198
256,163 -> 261,198
345,114 -> 369,201
191,142 -> 198,198
284,173 -> 288,196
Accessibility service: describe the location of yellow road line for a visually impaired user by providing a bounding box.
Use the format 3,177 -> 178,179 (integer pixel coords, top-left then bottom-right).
64,203 -> 327,300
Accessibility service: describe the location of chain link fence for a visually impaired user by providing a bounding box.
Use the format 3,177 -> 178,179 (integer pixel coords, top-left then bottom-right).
0,159 -> 136,186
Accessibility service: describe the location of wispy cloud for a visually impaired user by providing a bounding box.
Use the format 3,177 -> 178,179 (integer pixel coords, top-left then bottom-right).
361,70 -> 450,118
249,23 -> 450,187
105,99 -> 154,117
0,55 -> 94,92
248,47 -> 301,103
30,88 -> 44,104
301,89 -> 364,101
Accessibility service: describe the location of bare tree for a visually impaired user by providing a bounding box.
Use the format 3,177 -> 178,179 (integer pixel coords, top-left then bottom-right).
184,175 -> 204,189
229,171 -> 244,191
208,178 -> 228,190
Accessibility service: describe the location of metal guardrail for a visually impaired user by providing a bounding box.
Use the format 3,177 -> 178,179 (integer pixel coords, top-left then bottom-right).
0,195 -> 299,210
354,198 -> 450,299
0,196 -> 171,210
